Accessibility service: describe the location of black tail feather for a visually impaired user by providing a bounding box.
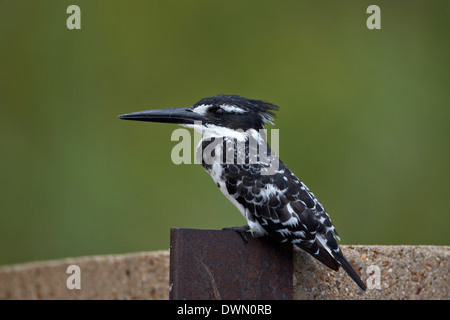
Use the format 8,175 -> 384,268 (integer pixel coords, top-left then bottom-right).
297,242 -> 340,271
333,253 -> 367,291
297,242 -> 366,291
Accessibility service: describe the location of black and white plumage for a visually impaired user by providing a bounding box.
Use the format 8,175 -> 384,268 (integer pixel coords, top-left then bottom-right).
119,94 -> 366,291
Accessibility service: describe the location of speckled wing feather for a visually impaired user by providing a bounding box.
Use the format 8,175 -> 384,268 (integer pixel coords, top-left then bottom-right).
223,159 -> 341,271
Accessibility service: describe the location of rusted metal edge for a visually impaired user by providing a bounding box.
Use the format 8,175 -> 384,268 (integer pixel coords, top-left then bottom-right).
169,228 -> 293,300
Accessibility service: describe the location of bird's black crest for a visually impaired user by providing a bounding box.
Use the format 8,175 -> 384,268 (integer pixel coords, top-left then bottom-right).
194,94 -> 279,129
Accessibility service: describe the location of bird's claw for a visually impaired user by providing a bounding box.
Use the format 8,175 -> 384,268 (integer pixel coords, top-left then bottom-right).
222,225 -> 251,244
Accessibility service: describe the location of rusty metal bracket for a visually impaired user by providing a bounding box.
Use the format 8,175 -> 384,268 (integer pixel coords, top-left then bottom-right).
169,228 -> 293,300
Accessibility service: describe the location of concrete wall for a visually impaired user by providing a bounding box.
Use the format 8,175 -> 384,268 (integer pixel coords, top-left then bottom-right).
293,245 -> 448,299
0,246 -> 447,299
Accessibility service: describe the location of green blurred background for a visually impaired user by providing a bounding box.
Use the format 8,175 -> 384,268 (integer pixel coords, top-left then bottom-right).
0,0 -> 449,266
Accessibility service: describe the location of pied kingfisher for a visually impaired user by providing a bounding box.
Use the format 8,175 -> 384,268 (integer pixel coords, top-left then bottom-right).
119,94 -> 366,291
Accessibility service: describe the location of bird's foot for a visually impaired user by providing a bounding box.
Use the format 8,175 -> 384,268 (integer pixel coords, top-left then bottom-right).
222,225 -> 251,244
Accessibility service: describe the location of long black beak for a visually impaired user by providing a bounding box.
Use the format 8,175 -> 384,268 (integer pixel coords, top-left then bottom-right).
119,106 -> 207,125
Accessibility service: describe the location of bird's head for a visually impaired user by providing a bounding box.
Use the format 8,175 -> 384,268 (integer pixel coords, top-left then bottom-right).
119,94 -> 279,132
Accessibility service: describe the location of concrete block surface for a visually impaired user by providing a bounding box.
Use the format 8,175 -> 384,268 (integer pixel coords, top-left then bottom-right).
294,245 -> 448,300
0,251 -> 170,300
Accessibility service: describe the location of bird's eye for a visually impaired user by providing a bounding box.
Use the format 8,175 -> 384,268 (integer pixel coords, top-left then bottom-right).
213,107 -> 224,118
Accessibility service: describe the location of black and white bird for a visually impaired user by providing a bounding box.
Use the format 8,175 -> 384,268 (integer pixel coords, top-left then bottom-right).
119,94 -> 366,291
